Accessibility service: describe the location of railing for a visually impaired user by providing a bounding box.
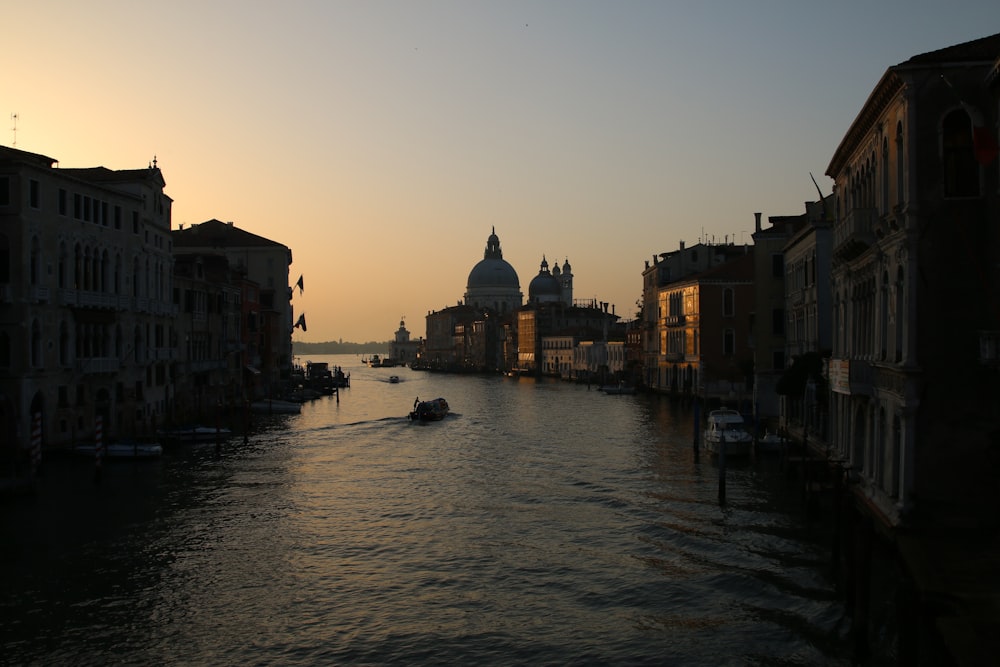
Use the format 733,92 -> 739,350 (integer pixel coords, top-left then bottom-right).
833,207 -> 876,260
664,314 -> 685,327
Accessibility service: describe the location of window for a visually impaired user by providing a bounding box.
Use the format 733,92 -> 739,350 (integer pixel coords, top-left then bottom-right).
771,254 -> 783,278
942,109 -> 979,198
59,188 -> 67,215
0,176 -> 9,206
723,329 -> 735,357
772,308 -> 785,335
29,179 -> 39,209
722,288 -> 734,317
772,349 -> 785,370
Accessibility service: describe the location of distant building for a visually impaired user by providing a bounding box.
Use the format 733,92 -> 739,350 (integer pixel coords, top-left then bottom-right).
464,228 -> 522,314
172,220 -> 294,394
389,319 -> 421,366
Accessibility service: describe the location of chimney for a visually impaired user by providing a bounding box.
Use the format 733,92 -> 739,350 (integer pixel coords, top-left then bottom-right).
755,212 -> 762,233
679,240 -> 685,251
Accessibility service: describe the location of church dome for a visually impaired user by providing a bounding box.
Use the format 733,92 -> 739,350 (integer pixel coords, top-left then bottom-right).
528,256 -> 561,301
467,228 -> 520,289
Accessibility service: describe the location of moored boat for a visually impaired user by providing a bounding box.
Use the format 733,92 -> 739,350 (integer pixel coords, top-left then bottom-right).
601,382 -> 635,395
702,408 -> 753,457
409,397 -> 449,421
388,375 -> 400,383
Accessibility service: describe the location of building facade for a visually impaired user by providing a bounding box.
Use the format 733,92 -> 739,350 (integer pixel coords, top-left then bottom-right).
172,219 -> 294,396
0,147 -> 176,455
826,33 -> 1000,529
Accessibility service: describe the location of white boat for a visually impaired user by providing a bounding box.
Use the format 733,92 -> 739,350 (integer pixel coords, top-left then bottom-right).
74,441 -> 163,459
702,409 -> 753,457
251,399 -> 302,414
158,425 -> 233,442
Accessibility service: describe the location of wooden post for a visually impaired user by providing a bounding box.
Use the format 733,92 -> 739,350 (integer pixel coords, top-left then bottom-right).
718,428 -> 727,504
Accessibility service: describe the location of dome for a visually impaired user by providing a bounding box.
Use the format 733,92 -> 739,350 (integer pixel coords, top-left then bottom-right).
528,256 -> 562,302
464,229 -> 523,313
467,257 -> 520,289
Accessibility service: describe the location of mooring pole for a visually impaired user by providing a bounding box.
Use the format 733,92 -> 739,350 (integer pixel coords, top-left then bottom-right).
718,429 -> 727,504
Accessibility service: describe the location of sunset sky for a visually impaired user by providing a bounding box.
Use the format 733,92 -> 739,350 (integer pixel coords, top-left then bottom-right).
4,2 -> 998,342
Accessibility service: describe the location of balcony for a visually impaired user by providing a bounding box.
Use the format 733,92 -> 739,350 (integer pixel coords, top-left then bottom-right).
834,207 -> 876,261
30,286 -> 50,303
664,314 -> 685,327
77,357 -> 120,374
60,289 -> 121,310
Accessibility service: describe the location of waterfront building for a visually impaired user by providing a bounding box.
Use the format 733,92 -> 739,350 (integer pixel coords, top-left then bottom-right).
652,251 -> 754,402
777,199 -> 833,440
825,32 -> 1000,529
172,220 -> 295,395
640,241 -> 751,390
0,146 -> 176,452
389,318 -> 421,367
171,253 -> 247,418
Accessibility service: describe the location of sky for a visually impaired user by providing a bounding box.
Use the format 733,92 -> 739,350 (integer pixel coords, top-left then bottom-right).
4,1 -> 999,342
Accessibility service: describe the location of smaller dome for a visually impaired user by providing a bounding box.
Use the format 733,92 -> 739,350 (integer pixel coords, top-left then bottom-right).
528,255 -> 561,301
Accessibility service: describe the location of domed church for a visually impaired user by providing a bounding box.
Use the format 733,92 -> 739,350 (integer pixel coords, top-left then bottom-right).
464,228 -> 523,313
528,256 -> 573,305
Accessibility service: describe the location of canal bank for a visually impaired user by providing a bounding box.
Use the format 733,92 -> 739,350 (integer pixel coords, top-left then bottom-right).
784,431 -> 1000,665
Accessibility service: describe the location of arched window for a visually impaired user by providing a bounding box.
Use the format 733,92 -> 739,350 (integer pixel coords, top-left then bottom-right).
31,319 -> 42,368
59,321 -> 70,366
881,137 -> 890,214
58,242 -> 68,288
943,109 -> 979,197
895,267 -> 905,362
880,271 -> 889,361
895,121 -> 905,210
30,236 -> 41,286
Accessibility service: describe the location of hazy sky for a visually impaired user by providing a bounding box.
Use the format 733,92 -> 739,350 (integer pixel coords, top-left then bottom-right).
5,2 -> 998,342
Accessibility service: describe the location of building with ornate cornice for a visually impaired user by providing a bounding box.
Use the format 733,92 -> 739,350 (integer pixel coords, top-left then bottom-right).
0,146 -> 176,455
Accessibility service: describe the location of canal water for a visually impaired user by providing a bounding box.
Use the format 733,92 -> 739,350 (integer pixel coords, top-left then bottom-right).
2,355 -> 853,665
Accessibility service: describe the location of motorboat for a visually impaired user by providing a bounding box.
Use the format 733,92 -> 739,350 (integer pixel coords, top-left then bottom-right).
389,375 -> 400,383
74,440 -> 163,459
409,397 -> 449,421
702,409 -> 753,457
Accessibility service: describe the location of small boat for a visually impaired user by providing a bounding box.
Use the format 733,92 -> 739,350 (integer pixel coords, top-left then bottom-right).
409,397 -> 449,421
74,440 -> 163,459
702,409 -> 753,457
158,425 -> 233,442
389,375 -> 400,383
250,399 -> 302,414
601,382 -> 635,395
756,430 -> 787,453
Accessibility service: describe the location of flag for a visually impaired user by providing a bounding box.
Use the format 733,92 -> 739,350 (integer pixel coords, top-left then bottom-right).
974,126 -> 999,166
294,313 -> 307,332
296,274 -> 304,295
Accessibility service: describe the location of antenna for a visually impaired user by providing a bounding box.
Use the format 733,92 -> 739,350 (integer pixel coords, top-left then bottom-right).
10,113 -> 17,147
